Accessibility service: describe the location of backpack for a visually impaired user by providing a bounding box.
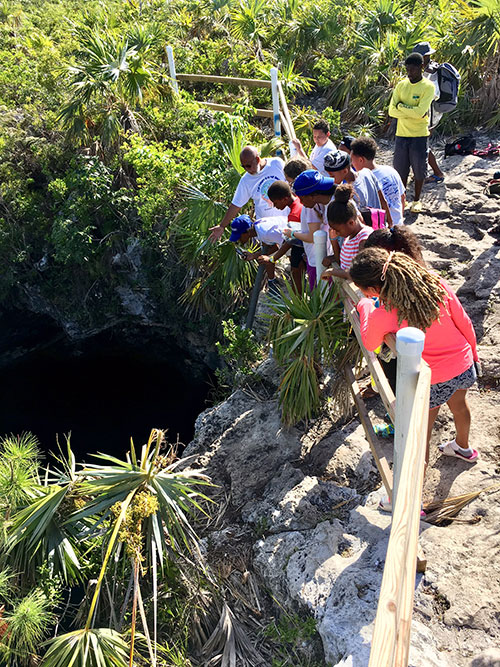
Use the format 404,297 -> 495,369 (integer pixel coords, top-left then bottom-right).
444,135 -> 476,158
360,207 -> 386,229
434,63 -> 461,113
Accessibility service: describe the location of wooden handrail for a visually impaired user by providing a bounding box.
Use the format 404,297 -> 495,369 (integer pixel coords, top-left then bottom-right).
277,81 -> 296,140
197,101 -> 274,119
369,362 -> 430,666
176,73 -> 272,88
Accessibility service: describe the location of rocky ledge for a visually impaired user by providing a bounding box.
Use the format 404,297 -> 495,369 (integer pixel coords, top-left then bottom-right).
185,146 -> 500,666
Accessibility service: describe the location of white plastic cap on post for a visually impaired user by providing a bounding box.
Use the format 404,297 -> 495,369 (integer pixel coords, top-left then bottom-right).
313,230 -> 328,285
396,327 -> 425,359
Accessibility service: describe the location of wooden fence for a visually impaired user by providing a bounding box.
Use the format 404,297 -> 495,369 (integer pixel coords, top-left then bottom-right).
164,50 -> 431,661
336,276 -> 431,666
165,47 -> 296,141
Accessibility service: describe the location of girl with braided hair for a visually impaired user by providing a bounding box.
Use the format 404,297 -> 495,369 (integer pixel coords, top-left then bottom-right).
350,247 -> 479,463
321,183 -> 373,280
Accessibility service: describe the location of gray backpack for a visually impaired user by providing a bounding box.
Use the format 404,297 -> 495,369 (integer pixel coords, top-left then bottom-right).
434,63 -> 461,113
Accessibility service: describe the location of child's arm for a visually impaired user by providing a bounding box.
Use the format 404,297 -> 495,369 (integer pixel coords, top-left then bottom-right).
356,298 -> 396,351
321,267 -> 349,280
443,282 -> 479,361
377,188 -> 393,227
283,221 -> 320,244
258,241 -> 293,264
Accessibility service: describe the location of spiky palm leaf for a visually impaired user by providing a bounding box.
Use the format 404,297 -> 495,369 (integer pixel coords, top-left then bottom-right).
70,430 -> 212,565
41,628 -> 129,667
7,484 -> 84,584
266,281 -> 350,424
59,25 -> 160,144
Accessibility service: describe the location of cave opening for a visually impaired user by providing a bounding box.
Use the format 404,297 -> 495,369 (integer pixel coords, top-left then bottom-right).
0,316 -> 213,461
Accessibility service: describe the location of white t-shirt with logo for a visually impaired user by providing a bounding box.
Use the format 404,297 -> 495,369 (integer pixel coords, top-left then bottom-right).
254,217 -> 289,246
232,157 -> 288,219
310,139 -> 337,176
300,204 -> 332,267
372,165 -> 406,226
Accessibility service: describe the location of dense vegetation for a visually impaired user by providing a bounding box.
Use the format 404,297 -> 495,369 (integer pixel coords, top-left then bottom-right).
0,0 -> 498,329
0,0 -> 499,663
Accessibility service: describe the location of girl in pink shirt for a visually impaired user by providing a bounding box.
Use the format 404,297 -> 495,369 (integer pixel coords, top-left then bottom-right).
350,247 -> 479,463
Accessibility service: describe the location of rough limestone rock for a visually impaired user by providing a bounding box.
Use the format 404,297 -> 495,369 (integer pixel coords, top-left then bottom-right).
187,143 -> 500,666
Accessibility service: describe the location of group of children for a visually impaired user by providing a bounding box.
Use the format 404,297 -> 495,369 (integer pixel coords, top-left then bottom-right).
228,132 -> 480,473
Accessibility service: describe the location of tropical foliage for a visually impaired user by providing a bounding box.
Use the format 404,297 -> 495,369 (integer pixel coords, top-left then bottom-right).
0,430 -> 213,665
267,281 -> 351,424
0,0 -> 497,327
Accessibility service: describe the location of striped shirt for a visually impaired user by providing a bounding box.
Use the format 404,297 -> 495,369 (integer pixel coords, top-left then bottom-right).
340,225 -> 372,271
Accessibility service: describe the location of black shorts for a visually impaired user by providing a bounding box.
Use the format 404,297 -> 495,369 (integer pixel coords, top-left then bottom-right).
393,136 -> 428,182
290,244 -> 306,269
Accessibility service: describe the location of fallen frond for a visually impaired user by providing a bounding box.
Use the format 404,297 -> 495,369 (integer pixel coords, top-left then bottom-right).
201,602 -> 264,667
424,483 -> 500,525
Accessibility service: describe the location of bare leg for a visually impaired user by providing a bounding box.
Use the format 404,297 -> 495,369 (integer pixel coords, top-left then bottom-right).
414,178 -> 424,202
428,149 -> 444,178
291,263 -> 305,293
445,389 -> 471,449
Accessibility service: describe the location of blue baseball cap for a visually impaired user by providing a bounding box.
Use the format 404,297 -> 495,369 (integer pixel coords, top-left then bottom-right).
229,214 -> 253,242
293,169 -> 336,196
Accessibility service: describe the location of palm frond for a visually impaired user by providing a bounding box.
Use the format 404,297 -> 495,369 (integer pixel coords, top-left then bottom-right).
41,628 -> 129,667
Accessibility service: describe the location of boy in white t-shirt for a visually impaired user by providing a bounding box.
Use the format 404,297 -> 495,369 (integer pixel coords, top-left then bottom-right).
350,137 -> 406,226
209,146 -> 287,242
229,214 -> 292,294
290,120 -> 337,176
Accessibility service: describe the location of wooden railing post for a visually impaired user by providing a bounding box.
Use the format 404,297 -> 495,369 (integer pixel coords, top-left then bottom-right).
313,230 -> 327,285
393,327 -> 425,508
166,46 -> 178,94
245,264 -> 266,330
270,67 -> 281,140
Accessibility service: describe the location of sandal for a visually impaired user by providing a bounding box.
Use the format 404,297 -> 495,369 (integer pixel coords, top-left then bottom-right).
438,441 -> 478,463
379,496 -> 426,517
425,174 -> 444,184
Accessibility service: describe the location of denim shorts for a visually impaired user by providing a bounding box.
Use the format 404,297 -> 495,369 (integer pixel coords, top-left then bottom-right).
429,364 -> 477,409
393,136 -> 428,182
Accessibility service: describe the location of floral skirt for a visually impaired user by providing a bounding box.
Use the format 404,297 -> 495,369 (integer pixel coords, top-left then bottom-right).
429,364 -> 477,409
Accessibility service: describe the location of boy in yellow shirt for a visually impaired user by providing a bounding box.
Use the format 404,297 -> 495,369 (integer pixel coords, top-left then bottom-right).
389,52 -> 435,213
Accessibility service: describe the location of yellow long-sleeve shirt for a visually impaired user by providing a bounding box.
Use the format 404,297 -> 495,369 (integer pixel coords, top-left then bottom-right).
388,77 -> 436,137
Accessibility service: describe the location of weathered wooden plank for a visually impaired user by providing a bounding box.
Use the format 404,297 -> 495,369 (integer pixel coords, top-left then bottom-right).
197,101 -> 274,118
277,81 -> 296,140
177,73 -> 272,88
344,366 -> 393,498
368,363 -> 430,667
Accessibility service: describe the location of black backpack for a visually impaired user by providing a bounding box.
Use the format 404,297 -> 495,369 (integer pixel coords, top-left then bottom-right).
444,135 -> 476,158
434,63 -> 461,113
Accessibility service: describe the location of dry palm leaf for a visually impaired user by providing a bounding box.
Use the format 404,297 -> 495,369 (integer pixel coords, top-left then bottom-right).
202,602 -> 264,667
424,483 -> 500,525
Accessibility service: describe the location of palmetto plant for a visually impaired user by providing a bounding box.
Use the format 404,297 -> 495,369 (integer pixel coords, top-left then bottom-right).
230,0 -> 269,56
59,24 -> 163,146
267,280 -> 349,424
4,430 -> 212,666
173,125 -> 282,319
6,440 -> 84,585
